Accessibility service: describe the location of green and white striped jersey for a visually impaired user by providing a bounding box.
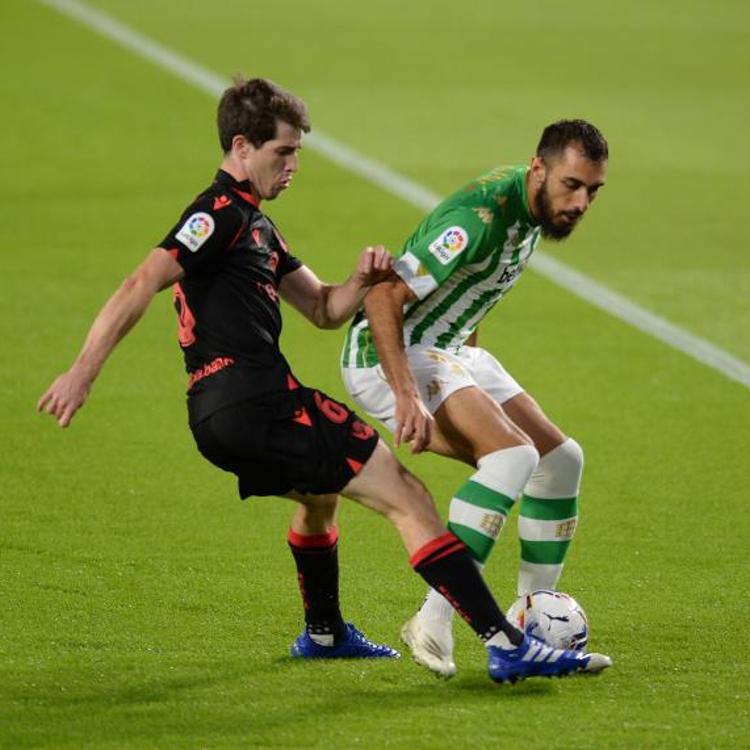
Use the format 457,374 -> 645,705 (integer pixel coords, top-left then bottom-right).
342,165 -> 541,368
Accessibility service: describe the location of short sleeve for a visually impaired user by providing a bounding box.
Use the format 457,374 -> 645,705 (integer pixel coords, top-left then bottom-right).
279,251 -> 303,277
158,195 -> 245,275
264,219 -> 303,277
393,209 -> 490,300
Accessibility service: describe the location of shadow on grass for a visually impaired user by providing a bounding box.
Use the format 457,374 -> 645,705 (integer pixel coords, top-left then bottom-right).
6,667 -> 245,710
276,653 -> 558,696
9,653 -> 557,710
2,652 -> 582,748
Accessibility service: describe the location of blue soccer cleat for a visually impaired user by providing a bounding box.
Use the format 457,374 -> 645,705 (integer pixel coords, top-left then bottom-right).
488,634 -> 612,684
290,623 -> 400,659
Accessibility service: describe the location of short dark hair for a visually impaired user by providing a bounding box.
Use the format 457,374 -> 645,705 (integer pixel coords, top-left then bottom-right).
217,76 -> 311,152
536,119 -> 608,162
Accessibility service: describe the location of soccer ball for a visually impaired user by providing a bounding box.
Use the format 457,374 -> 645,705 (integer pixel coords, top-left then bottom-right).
507,590 -> 589,651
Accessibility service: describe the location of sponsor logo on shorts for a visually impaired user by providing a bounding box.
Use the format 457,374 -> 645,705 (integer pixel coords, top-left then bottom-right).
425,378 -> 443,401
426,350 -> 450,364
428,226 -> 469,265
176,212 -> 215,252
424,350 -> 467,379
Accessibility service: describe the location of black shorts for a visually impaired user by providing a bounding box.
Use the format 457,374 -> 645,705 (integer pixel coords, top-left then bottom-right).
190,386 -> 380,498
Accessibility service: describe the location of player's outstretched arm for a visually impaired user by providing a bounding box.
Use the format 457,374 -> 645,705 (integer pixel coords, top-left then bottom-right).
364,278 -> 433,454
37,249 -> 184,428
280,245 -> 392,329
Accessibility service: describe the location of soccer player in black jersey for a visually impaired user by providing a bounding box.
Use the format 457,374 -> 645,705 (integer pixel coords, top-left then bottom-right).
38,77 -> 610,681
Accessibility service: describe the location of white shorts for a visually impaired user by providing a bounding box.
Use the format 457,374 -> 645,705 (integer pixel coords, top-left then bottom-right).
341,345 -> 524,433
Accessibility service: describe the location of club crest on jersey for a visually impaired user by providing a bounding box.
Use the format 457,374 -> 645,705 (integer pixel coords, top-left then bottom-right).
428,226 -> 469,265
176,212 -> 215,252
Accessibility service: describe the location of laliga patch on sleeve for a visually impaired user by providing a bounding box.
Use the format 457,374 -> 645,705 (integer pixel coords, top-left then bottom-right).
427,226 -> 469,265
175,212 -> 215,252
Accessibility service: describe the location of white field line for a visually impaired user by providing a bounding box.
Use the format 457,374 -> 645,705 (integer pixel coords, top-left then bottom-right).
39,0 -> 750,390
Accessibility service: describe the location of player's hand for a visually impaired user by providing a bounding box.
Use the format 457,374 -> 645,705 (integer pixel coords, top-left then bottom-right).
394,391 -> 433,454
37,366 -> 93,428
355,245 -> 393,288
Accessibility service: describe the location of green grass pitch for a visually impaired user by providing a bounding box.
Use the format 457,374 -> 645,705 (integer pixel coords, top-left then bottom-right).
2,0 -> 749,747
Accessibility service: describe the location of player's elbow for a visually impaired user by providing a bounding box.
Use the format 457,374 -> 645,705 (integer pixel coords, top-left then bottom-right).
119,267 -> 160,302
313,286 -> 343,329
315,309 -> 343,330
119,273 -> 142,295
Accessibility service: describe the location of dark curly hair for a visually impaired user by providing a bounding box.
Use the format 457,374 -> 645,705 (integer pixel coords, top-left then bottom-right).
536,119 -> 608,162
217,76 -> 311,152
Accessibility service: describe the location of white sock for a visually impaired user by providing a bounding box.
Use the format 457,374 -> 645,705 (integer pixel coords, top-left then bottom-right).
485,630 -> 516,649
517,438 -> 583,596
309,633 -> 335,646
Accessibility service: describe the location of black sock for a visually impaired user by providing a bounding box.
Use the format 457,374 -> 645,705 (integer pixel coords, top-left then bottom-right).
288,527 -> 347,642
411,532 -> 522,646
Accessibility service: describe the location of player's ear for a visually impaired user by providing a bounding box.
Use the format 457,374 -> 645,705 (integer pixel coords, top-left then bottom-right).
529,156 -> 546,185
232,134 -> 254,158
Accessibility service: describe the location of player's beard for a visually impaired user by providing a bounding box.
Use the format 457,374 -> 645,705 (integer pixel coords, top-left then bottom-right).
537,178 -> 581,241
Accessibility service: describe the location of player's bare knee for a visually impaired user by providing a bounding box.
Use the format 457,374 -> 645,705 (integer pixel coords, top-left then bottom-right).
509,430 -> 536,450
469,422 -> 535,464
402,473 -> 437,512
379,463 -> 441,525
395,461 -> 426,492
386,493 -> 442,534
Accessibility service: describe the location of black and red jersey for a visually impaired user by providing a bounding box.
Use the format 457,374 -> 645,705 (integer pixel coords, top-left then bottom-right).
158,170 -> 303,425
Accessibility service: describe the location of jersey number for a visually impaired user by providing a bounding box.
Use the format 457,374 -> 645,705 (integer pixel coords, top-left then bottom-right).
314,392 -> 349,424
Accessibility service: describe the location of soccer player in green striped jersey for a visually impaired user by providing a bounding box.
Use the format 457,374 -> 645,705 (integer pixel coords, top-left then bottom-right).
341,120 -> 608,677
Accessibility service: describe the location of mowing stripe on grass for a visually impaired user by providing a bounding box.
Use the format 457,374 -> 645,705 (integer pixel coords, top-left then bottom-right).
38,0 -> 750,391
